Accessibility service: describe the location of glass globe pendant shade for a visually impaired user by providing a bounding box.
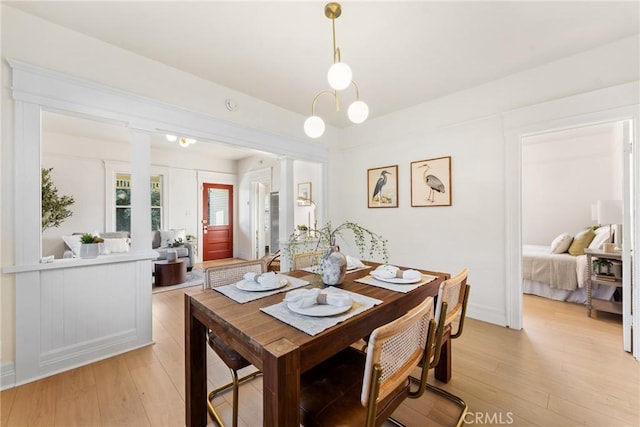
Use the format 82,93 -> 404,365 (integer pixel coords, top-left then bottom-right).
179,137 -> 190,147
347,100 -> 369,124
327,62 -> 353,91
304,116 -> 326,138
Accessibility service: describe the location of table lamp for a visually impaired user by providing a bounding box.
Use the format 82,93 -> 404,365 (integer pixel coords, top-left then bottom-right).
596,199 -> 622,252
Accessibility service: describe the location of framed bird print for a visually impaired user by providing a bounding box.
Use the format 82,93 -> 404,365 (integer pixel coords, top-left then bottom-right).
367,165 -> 398,208
411,156 -> 452,207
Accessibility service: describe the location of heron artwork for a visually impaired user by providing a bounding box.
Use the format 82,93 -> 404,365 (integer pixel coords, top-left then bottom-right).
418,163 -> 445,203
371,170 -> 391,205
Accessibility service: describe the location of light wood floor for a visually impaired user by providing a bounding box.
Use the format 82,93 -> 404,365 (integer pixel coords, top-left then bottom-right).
1,291 -> 637,426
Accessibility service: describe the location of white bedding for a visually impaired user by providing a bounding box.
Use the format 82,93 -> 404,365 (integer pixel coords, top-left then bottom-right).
522,244 -> 588,291
523,278 -> 615,303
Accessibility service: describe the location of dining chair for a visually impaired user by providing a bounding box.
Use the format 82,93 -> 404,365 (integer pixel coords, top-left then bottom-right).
292,250 -> 324,270
422,268 -> 470,427
299,296 -> 437,427
204,260 -> 266,427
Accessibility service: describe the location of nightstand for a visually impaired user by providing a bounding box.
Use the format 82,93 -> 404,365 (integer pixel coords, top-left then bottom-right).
584,248 -> 622,317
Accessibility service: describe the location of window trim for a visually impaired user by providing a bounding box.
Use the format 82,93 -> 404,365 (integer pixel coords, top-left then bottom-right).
105,160 -> 169,232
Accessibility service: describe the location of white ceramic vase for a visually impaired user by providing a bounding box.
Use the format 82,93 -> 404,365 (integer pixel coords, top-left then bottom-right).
320,245 -> 347,285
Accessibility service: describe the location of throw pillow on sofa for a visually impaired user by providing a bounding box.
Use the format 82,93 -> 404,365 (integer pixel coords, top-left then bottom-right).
160,229 -> 186,247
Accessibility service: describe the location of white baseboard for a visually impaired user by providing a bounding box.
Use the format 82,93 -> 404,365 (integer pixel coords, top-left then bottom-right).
467,303 -> 509,328
1,362 -> 16,390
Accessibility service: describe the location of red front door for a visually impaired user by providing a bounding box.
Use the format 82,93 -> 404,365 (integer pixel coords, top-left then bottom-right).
202,183 -> 233,260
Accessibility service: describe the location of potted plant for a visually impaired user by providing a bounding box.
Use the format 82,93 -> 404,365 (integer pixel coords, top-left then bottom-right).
286,221 -> 388,285
41,167 -> 75,231
296,224 -> 309,237
592,258 -> 613,275
79,233 -> 104,258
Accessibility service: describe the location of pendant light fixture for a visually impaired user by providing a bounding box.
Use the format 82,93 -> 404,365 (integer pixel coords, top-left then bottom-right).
166,134 -> 197,147
304,2 -> 369,139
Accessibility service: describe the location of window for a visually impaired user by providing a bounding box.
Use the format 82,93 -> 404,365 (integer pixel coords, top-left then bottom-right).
115,173 -> 163,232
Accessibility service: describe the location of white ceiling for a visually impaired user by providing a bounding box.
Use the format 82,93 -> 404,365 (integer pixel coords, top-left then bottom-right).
9,1 -> 640,156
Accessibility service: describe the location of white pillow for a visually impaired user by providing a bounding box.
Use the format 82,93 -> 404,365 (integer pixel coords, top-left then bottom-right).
62,235 -> 82,257
102,238 -> 130,254
589,226 -> 612,250
160,229 -> 186,247
550,233 -> 573,254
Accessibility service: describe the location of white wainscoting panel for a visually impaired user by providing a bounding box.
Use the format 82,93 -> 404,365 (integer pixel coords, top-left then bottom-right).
13,257 -> 153,386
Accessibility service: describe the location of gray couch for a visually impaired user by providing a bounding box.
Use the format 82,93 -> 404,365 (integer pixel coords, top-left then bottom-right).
151,230 -> 194,270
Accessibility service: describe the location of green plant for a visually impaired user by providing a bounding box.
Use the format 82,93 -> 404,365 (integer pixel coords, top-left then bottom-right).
297,224 -> 309,231
41,167 -> 75,231
286,220 -> 389,266
593,258 -> 613,274
80,233 -> 103,244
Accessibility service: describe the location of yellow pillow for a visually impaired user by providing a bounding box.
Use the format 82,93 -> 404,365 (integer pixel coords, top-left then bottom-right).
568,229 -> 596,256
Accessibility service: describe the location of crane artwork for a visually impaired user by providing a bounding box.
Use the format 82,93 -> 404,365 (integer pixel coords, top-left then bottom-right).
418,162 -> 445,203
371,170 -> 391,205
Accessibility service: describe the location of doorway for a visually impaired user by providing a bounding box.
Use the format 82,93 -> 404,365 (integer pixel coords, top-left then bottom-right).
202,183 -> 233,260
517,119 -> 634,354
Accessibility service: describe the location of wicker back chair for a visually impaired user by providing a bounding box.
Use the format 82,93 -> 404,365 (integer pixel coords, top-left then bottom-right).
425,268 -> 470,426
204,260 -> 265,427
292,250 -> 324,270
299,297 -> 437,427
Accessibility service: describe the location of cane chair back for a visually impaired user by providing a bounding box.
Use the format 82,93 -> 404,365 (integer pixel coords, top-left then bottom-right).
362,296 -> 436,407
204,260 -> 266,289
434,268 -> 469,336
292,250 -> 324,270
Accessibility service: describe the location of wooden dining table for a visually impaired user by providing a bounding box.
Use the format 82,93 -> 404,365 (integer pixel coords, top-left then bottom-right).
185,264 -> 451,426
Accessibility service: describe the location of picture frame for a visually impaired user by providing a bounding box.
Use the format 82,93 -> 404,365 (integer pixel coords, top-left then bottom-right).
297,182 -> 312,205
367,165 -> 398,208
411,156 -> 452,207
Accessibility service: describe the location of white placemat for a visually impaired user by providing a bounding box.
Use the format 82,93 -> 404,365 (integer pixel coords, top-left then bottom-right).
260,287 -> 383,336
214,274 -> 310,303
354,274 -> 438,293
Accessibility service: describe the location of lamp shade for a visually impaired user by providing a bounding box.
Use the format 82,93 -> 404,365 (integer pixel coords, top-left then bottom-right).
327,62 -> 352,90
304,116 -> 325,138
596,200 -> 622,225
347,100 -> 369,124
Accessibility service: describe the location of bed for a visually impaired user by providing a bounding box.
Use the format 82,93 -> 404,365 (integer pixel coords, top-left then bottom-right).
522,226 -> 616,303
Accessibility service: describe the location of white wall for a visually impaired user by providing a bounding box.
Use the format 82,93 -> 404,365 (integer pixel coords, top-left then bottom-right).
522,122 -> 623,245
330,35 -> 639,326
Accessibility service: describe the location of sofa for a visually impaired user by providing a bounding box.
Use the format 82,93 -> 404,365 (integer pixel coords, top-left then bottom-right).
151,229 -> 194,270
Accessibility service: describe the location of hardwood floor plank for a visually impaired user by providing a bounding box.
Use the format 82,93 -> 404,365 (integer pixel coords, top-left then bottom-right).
5,375 -> 57,426
129,361 -> 184,427
54,365 -> 101,427
92,356 -> 150,426
0,387 -> 17,425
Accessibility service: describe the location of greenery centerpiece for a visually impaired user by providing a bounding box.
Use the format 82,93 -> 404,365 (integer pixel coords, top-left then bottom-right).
286,221 -> 389,285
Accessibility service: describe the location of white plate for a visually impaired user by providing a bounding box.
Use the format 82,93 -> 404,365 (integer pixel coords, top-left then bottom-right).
287,303 -> 352,317
371,273 -> 422,284
236,278 -> 288,292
